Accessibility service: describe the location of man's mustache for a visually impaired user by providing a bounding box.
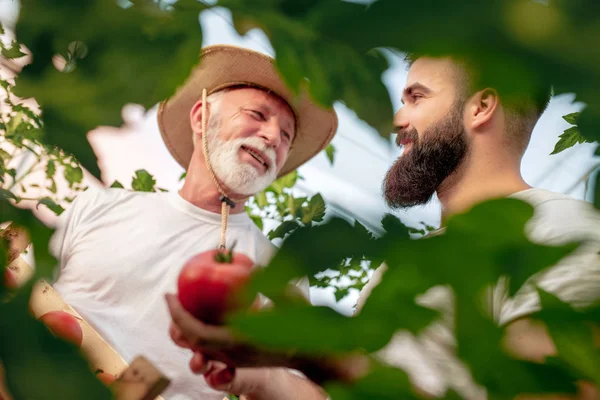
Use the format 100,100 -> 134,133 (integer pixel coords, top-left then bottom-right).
395,128 -> 419,147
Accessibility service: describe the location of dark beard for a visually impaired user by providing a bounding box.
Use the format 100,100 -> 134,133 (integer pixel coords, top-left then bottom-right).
383,106 -> 468,209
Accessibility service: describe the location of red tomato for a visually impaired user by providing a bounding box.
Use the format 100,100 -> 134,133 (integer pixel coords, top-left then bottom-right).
3,268 -> 18,289
39,311 -> 83,347
96,372 -> 116,386
177,249 -> 254,325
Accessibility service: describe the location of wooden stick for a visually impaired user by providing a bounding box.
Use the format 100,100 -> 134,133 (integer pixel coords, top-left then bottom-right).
3,252 -> 170,400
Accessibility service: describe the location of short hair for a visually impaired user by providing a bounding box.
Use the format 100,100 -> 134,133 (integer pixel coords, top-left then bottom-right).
404,52 -> 552,153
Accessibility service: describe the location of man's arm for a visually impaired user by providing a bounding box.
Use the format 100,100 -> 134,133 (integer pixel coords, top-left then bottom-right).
504,318 -> 599,400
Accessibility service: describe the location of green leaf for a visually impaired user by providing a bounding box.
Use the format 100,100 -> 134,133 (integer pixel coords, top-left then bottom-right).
48,179 -> 57,194
324,365 -> 418,400
63,164 -> 83,188
45,160 -> 56,179
1,40 -> 27,59
333,287 -> 350,302
0,189 -> 18,202
0,285 -> 113,400
249,214 -> 264,231
268,220 -> 300,240
551,126 -> 594,155
179,172 -> 187,181
325,143 -> 336,165
454,297 -> 577,399
222,0 -> 394,137
37,197 -> 65,216
14,0 -> 209,178
301,193 -> 326,224
131,169 -> 156,192
231,303 -> 392,354
110,180 -> 124,189
562,112 -> 580,125
250,218 -> 377,302
0,23 -> 4,35
255,191 -> 268,208
271,171 -> 298,194
534,289 -> 600,385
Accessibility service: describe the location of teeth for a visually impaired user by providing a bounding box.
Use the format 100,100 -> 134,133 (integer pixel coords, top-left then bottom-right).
243,146 -> 267,167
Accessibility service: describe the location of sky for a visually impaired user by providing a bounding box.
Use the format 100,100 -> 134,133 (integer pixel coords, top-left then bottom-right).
1,2 -> 599,313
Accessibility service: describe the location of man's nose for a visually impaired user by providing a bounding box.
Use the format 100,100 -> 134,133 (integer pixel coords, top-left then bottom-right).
258,118 -> 281,148
393,107 -> 409,133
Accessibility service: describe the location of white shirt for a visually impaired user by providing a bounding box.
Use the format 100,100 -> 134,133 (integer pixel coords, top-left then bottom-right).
356,189 -> 600,399
50,187 -> 277,400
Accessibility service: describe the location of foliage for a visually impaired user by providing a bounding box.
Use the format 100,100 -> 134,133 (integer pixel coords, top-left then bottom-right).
1,1 -> 600,400
551,112 -> 595,155
0,63 -> 86,215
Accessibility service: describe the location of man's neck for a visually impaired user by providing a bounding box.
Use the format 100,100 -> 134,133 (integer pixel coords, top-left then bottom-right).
179,169 -> 248,215
437,155 -> 531,224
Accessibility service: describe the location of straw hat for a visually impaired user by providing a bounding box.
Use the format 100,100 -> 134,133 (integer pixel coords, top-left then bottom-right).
157,45 -> 338,177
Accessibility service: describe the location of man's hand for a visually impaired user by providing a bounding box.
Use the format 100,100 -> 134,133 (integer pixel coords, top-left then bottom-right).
165,293 -> 368,385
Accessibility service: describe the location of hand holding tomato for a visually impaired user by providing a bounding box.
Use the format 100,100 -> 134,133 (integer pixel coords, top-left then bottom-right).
177,247 -> 255,325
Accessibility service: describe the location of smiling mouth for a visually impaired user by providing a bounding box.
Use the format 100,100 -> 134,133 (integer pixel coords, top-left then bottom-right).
241,145 -> 270,171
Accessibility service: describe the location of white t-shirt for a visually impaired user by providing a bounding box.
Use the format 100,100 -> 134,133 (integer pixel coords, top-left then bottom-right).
356,188 -> 600,399
50,187 -> 278,400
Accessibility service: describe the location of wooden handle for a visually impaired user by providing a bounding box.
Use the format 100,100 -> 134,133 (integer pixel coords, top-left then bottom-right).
2,246 -> 169,399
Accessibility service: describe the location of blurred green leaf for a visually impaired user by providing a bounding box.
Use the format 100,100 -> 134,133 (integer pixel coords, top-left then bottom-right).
221,0 -> 394,137
110,180 -> 124,189
256,191 -> 268,208
455,297 -> 577,399
271,171 -> 298,194
0,285 -> 113,400
551,126 -> 594,155
249,214 -> 264,231
268,220 -> 300,240
1,40 -> 26,59
179,172 -> 187,181
249,218 -> 376,302
535,289 -> 600,385
325,365 -> 419,400
301,193 -> 326,224
63,164 -> 83,188
325,143 -> 336,165
37,197 -> 65,216
0,189 -> 17,202
45,160 -> 56,179
14,0 -> 208,178
131,169 -> 156,192
231,303 -> 392,354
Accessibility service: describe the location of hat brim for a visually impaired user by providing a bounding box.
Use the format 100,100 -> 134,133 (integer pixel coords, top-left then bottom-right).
157,45 -> 338,178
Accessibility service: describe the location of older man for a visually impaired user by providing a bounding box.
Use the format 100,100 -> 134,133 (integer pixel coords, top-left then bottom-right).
49,45 -> 337,400
167,53 -> 600,400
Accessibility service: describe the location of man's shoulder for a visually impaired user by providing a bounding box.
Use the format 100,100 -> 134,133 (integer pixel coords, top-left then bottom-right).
512,188 -> 600,243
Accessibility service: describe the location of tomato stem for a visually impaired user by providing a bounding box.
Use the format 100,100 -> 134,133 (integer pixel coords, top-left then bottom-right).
214,241 -> 238,263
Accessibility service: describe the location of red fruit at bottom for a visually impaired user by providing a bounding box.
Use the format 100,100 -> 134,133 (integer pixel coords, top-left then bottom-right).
39,311 -> 83,347
96,372 -> 116,386
3,268 -> 18,289
177,250 -> 254,325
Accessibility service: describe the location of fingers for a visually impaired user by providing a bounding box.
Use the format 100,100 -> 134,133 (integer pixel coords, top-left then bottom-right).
189,351 -> 212,374
203,363 -> 236,391
165,293 -> 236,346
169,322 -> 192,349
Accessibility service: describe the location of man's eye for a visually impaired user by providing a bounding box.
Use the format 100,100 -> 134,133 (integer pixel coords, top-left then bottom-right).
412,93 -> 424,101
248,109 -> 266,121
282,131 -> 291,141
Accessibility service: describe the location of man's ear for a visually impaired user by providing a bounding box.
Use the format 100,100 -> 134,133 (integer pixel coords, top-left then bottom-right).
189,100 -> 211,145
465,88 -> 499,131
